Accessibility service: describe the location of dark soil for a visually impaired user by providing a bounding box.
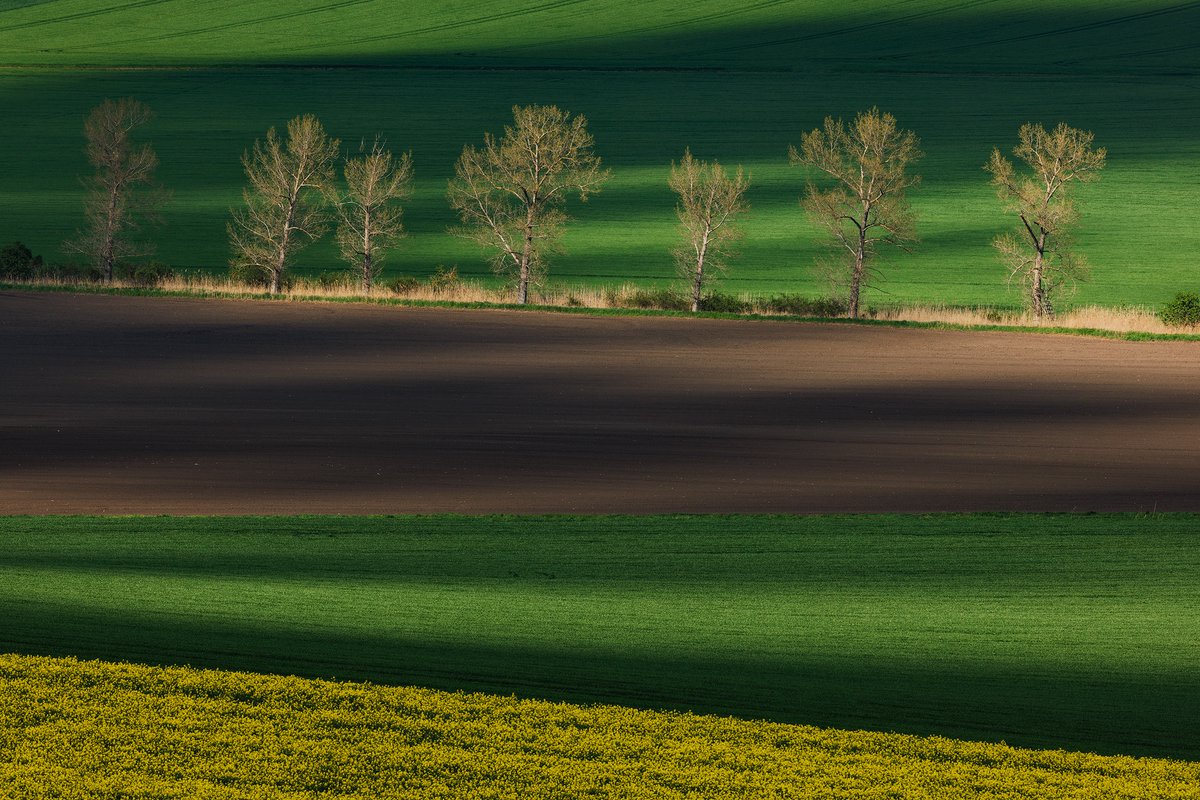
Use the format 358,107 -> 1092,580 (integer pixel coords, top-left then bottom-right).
3,292 -> 1197,514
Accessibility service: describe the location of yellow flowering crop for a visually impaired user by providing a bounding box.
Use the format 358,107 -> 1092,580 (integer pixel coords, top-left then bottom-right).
1,653 -> 1197,799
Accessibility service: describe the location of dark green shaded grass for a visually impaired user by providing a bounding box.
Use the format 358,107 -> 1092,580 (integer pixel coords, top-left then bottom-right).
2,513 -> 1198,760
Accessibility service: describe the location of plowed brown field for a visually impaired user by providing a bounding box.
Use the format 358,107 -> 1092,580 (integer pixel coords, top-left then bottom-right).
3,292 -> 1197,514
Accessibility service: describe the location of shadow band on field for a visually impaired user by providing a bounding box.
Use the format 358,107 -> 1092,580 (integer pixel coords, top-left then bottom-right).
4,294 -> 1200,513
5,601 -> 1195,761
4,514 -> 1198,759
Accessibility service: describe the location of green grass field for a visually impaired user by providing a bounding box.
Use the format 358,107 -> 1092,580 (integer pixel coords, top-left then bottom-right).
0,2 -> 1197,305
3,514 -> 1198,760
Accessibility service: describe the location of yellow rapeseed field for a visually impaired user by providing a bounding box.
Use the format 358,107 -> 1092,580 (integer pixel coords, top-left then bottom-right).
1,653 -> 1197,799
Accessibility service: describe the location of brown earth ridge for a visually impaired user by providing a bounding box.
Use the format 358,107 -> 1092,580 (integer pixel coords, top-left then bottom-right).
2,291 -> 1197,515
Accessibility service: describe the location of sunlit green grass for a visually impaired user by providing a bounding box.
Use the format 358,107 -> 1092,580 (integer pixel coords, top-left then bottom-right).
0,1 -> 1193,73
3,514 -> 1198,760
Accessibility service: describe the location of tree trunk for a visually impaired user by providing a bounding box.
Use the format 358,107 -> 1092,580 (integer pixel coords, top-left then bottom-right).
518,211 -> 534,305
517,252 -> 530,304
691,232 -> 709,313
270,241 -> 287,294
849,228 -> 868,319
102,237 -> 115,284
362,209 -> 373,292
272,197 -> 296,295
102,184 -> 120,283
1031,237 -> 1051,320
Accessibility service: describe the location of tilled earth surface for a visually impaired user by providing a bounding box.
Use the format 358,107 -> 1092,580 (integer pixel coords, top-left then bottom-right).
3,292 -> 1197,514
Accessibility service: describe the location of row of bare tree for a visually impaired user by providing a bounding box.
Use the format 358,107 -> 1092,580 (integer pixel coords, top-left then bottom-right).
227,116 -> 412,294
67,100 -> 1105,320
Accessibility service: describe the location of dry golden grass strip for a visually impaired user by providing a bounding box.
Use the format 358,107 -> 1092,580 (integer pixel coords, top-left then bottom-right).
3,273 -> 1190,334
2,654 -> 1199,799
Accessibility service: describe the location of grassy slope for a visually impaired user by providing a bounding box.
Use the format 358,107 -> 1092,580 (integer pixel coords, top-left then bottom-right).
1,1 -> 1194,72
3,514 -> 1199,760
0,2 -> 1197,305
6,654 -> 1200,800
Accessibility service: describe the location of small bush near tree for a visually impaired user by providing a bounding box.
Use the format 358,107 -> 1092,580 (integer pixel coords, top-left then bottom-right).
697,292 -> 752,314
1159,292 -> 1200,328
313,270 -> 352,290
760,294 -> 849,317
426,265 -> 461,292
0,242 -> 43,278
621,287 -> 690,311
118,261 -> 173,286
385,276 -> 421,295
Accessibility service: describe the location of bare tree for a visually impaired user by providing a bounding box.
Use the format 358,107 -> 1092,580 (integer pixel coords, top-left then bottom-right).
66,98 -> 165,283
669,148 -> 750,312
985,123 -> 1106,320
448,104 -> 609,304
334,139 -> 413,292
229,114 -> 339,294
789,108 -> 921,319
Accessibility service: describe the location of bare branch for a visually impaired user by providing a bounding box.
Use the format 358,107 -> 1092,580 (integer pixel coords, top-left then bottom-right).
985,122 -> 1105,319
789,107 -> 921,318
64,98 -> 168,283
228,115 -> 339,293
447,105 -> 610,304
669,148 -> 751,312
334,137 -> 413,291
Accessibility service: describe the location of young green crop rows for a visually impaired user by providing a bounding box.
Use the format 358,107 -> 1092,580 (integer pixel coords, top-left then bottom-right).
4,514 -> 1199,760
3,653 -> 1198,799
1,1 -> 1194,73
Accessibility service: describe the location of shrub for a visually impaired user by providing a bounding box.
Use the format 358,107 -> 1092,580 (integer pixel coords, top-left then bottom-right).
119,261 -> 174,287
760,294 -> 848,317
698,292 -> 752,314
385,275 -> 421,295
622,287 -> 689,311
35,262 -> 103,283
427,265 -> 460,292
228,262 -> 285,290
0,242 -> 43,278
1159,292 -> 1200,328
313,270 -> 352,290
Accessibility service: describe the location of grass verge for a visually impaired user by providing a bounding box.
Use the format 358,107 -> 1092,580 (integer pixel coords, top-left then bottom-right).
4,280 -> 1198,341
3,652 -> 1198,799
3,514 -> 1199,759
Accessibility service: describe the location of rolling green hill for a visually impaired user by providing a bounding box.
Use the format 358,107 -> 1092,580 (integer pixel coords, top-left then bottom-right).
0,1 -> 1196,305
2,1 -> 1197,72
